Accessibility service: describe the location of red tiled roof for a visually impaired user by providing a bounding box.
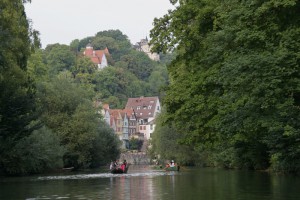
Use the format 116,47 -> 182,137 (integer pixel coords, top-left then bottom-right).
83,46 -> 110,65
122,108 -> 135,117
125,96 -> 159,119
91,56 -> 100,64
109,109 -> 122,121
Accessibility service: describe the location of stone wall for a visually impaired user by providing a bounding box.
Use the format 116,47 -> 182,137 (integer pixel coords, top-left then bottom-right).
120,152 -> 150,165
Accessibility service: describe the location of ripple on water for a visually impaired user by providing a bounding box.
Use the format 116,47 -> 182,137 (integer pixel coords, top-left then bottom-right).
37,171 -> 177,181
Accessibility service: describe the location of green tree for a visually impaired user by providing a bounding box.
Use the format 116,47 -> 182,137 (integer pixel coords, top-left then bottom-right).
77,36 -> 94,51
129,138 -> 143,151
70,39 -> 80,54
0,0 -> 39,174
148,64 -> 169,96
37,76 -> 120,168
150,111 -> 196,165
3,127 -> 64,175
27,49 -> 48,80
117,50 -> 156,81
93,66 -> 144,108
90,123 -> 121,168
96,29 -> 129,42
71,57 -> 97,85
45,44 -> 76,76
95,30 -> 132,61
150,0 -> 300,172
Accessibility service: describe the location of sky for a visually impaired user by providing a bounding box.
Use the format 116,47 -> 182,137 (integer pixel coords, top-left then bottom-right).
25,0 -> 175,48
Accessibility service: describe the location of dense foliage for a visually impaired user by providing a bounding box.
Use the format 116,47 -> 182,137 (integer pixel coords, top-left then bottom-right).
129,138 -> 143,151
1,1 -> 148,175
68,29 -> 170,107
0,0 -> 173,175
150,0 -> 300,173
0,0 -> 39,175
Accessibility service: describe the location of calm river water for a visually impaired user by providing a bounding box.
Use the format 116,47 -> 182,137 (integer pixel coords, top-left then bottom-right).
1,165 -> 300,200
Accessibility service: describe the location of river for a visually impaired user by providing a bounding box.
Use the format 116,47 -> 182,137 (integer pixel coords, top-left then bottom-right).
1,165 -> 299,200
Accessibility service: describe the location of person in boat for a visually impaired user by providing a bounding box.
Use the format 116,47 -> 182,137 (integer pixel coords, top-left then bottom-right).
170,160 -> 175,167
110,161 -> 114,170
120,160 -> 127,172
113,160 -> 119,169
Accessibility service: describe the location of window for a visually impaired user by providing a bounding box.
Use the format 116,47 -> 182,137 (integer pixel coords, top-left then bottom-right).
150,124 -> 153,130
143,126 -> 146,130
137,106 -> 141,110
148,105 -> 152,109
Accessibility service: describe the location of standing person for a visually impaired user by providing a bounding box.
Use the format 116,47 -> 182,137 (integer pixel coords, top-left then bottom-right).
110,161 -> 114,170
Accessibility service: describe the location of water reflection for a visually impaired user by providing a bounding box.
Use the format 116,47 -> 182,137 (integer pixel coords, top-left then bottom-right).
1,166 -> 300,200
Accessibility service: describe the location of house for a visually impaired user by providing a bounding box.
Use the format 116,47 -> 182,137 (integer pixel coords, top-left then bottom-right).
109,109 -> 124,139
100,96 -> 160,149
104,108 -> 138,149
83,43 -> 109,69
125,96 -> 161,140
122,108 -> 138,138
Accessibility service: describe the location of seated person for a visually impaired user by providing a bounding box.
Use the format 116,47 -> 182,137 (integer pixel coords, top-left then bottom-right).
170,160 -> 175,167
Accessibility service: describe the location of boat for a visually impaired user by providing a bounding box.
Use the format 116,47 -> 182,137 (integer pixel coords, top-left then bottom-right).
151,165 -> 163,170
165,166 -> 180,171
110,164 -> 130,174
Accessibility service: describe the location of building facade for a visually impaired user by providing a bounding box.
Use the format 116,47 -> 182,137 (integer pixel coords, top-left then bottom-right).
134,37 -> 160,61
125,96 -> 161,140
83,44 -> 109,69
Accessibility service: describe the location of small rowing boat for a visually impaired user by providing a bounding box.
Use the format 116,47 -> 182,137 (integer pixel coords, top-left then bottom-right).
165,166 -> 180,171
110,164 -> 130,174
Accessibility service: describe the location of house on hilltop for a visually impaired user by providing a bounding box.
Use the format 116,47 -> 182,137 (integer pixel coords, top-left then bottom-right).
83,43 -> 109,69
125,96 -> 161,140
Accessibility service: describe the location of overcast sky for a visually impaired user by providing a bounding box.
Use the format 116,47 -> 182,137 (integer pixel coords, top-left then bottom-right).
25,0 -> 174,48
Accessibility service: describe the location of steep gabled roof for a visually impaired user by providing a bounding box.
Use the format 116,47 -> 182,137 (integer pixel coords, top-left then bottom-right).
125,96 -> 159,119
83,46 -> 110,65
122,108 -> 136,119
110,109 -> 122,120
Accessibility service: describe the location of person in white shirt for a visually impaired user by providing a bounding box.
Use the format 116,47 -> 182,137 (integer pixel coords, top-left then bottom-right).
170,160 -> 175,167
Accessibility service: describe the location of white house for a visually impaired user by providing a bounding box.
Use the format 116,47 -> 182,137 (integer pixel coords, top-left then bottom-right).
83,44 -> 109,69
